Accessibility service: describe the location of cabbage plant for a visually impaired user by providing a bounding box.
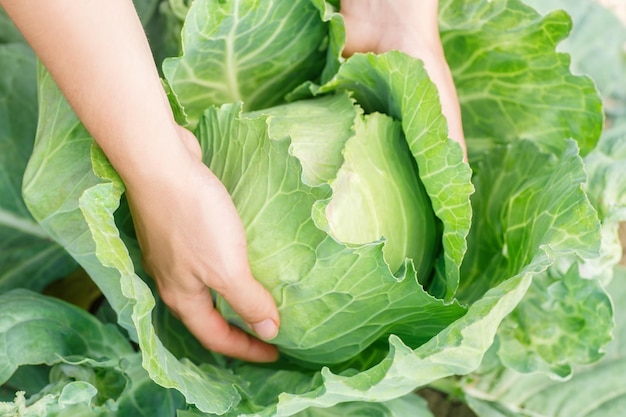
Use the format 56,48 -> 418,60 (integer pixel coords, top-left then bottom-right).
1,0 -> 624,415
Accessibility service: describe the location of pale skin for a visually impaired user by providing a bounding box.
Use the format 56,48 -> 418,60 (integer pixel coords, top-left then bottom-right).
1,0 -> 465,362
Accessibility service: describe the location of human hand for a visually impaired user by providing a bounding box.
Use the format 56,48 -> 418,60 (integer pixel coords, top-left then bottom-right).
124,126 -> 280,362
341,0 -> 467,158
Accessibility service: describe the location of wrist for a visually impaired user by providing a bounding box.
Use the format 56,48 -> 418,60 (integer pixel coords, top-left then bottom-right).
109,123 -> 200,193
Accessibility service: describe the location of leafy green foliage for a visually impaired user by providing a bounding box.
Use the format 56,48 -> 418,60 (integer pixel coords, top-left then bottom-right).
463,267 -> 626,417
459,139 -> 600,303
497,263 -> 613,377
1,0 -> 623,416
0,291 -> 184,417
0,42 -> 77,293
163,0 -> 329,127
440,0 -> 603,160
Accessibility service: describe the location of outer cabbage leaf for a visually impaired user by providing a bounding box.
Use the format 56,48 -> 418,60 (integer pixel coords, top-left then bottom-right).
0,289 -> 133,384
313,394 -> 437,417
291,394 -> 434,417
18,64 -> 253,414
0,382 -> 113,417
307,0 -> 344,84
564,3 -> 626,283
0,44 -> 76,293
0,291 -> 184,417
458,140 -> 601,302
453,0 -> 621,380
440,0 -> 603,161
180,392 -> 434,417
462,266 -> 626,417
457,139 -> 608,378
22,66 -> 136,337
163,0 -> 328,127
238,275 -> 531,417
496,263 -> 613,377
454,0 -> 626,397
523,0 -> 626,119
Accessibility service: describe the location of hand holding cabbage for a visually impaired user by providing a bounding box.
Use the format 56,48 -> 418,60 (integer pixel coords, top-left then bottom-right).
0,0 -> 468,365
1,0 -> 616,415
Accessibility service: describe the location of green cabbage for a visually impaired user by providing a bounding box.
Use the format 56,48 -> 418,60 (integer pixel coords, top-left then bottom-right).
1,0 -> 622,415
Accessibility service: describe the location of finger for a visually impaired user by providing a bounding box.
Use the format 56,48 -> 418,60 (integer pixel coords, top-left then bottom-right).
172,287 -> 279,362
216,271 -> 280,341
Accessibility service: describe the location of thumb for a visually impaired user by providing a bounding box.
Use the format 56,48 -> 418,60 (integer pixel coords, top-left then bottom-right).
219,273 -> 280,340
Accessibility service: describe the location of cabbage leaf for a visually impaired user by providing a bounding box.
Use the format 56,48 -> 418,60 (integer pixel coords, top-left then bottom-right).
1,0 -> 617,415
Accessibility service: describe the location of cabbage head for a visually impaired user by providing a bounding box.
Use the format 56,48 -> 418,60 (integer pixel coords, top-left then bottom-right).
8,0 -> 616,415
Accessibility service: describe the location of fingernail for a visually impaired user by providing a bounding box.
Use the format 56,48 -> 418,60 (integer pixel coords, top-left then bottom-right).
251,319 -> 278,340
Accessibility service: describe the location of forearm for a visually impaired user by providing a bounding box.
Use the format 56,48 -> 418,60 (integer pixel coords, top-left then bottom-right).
1,0 -> 184,185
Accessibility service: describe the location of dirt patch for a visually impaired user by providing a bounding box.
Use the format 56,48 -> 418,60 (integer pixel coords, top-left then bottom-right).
418,389 -> 478,417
